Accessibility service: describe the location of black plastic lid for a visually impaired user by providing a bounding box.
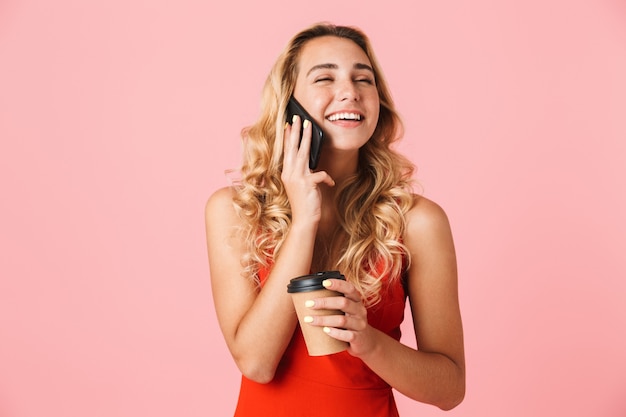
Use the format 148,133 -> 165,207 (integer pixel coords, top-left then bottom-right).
287,271 -> 345,293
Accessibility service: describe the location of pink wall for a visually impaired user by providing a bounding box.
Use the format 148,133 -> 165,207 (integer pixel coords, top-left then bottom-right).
1,0 -> 625,416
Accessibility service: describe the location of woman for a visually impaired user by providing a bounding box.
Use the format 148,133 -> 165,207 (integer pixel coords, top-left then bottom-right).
205,23 -> 465,416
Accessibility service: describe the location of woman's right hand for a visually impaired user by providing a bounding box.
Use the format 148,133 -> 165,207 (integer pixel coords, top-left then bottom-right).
281,115 -> 335,225
206,117 -> 336,384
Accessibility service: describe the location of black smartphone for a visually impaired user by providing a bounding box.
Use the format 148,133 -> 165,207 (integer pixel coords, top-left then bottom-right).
286,96 -> 325,170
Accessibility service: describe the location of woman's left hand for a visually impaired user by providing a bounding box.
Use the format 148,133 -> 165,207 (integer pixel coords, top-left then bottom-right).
304,278 -> 376,357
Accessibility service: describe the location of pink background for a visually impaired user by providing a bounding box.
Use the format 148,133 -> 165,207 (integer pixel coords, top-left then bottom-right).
1,0 -> 625,416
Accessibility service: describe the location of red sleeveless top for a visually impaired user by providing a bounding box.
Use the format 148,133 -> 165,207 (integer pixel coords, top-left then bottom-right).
233,266 -> 407,417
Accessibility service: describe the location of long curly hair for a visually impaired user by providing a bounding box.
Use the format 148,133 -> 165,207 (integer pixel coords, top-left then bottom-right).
232,23 -> 416,306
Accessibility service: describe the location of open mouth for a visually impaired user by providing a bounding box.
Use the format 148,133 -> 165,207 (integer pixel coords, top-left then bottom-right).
327,112 -> 362,122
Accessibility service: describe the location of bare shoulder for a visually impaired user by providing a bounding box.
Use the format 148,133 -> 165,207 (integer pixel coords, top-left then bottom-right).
204,186 -> 244,250
405,194 -> 453,239
403,193 -> 456,271
205,186 -> 238,222
205,186 -> 246,278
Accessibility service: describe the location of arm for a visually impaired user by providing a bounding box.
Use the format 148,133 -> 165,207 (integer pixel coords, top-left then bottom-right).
205,187 -> 305,383
205,117 -> 335,383
308,196 -> 465,409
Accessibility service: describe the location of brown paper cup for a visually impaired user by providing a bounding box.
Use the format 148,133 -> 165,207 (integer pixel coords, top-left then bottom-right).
287,271 -> 349,356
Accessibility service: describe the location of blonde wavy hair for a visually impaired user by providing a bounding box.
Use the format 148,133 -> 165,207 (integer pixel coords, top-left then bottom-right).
233,23 -> 416,306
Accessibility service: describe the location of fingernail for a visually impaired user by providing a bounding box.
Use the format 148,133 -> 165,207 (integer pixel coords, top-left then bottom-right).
323,327 -> 331,334
322,280 -> 331,288
303,316 -> 314,323
292,114 -> 298,123
304,300 -> 315,308
284,121 -> 289,129
303,119 -> 310,129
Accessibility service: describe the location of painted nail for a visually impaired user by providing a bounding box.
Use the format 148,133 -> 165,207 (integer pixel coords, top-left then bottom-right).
292,114 -> 298,123
323,327 -> 331,334
303,316 -> 314,323
303,119 -> 310,129
304,300 -> 315,308
284,121 -> 289,129
322,280 -> 331,288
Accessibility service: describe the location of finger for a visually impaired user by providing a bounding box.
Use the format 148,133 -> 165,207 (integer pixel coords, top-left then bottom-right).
308,295 -> 350,311
295,119 -> 312,168
285,114 -> 301,148
298,118 -> 312,150
309,171 -> 336,188
303,313 -> 347,328
310,296 -> 366,318
322,279 -> 362,302
303,312 -> 366,333
322,326 -> 357,343
282,116 -> 301,170
317,313 -> 368,332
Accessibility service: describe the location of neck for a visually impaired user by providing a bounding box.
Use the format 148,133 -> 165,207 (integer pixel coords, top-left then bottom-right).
316,149 -> 359,190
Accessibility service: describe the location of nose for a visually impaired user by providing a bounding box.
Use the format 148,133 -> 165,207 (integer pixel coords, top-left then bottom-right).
336,80 -> 360,102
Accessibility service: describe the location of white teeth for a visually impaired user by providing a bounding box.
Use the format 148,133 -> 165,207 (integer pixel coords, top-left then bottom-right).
328,112 -> 362,121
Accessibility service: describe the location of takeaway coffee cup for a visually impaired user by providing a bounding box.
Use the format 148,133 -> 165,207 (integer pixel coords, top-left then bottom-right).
287,271 -> 349,356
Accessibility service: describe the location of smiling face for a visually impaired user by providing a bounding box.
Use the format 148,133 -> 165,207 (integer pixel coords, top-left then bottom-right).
293,36 -> 380,152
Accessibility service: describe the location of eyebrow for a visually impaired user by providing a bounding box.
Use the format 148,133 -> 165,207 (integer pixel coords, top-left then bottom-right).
306,62 -> 374,76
